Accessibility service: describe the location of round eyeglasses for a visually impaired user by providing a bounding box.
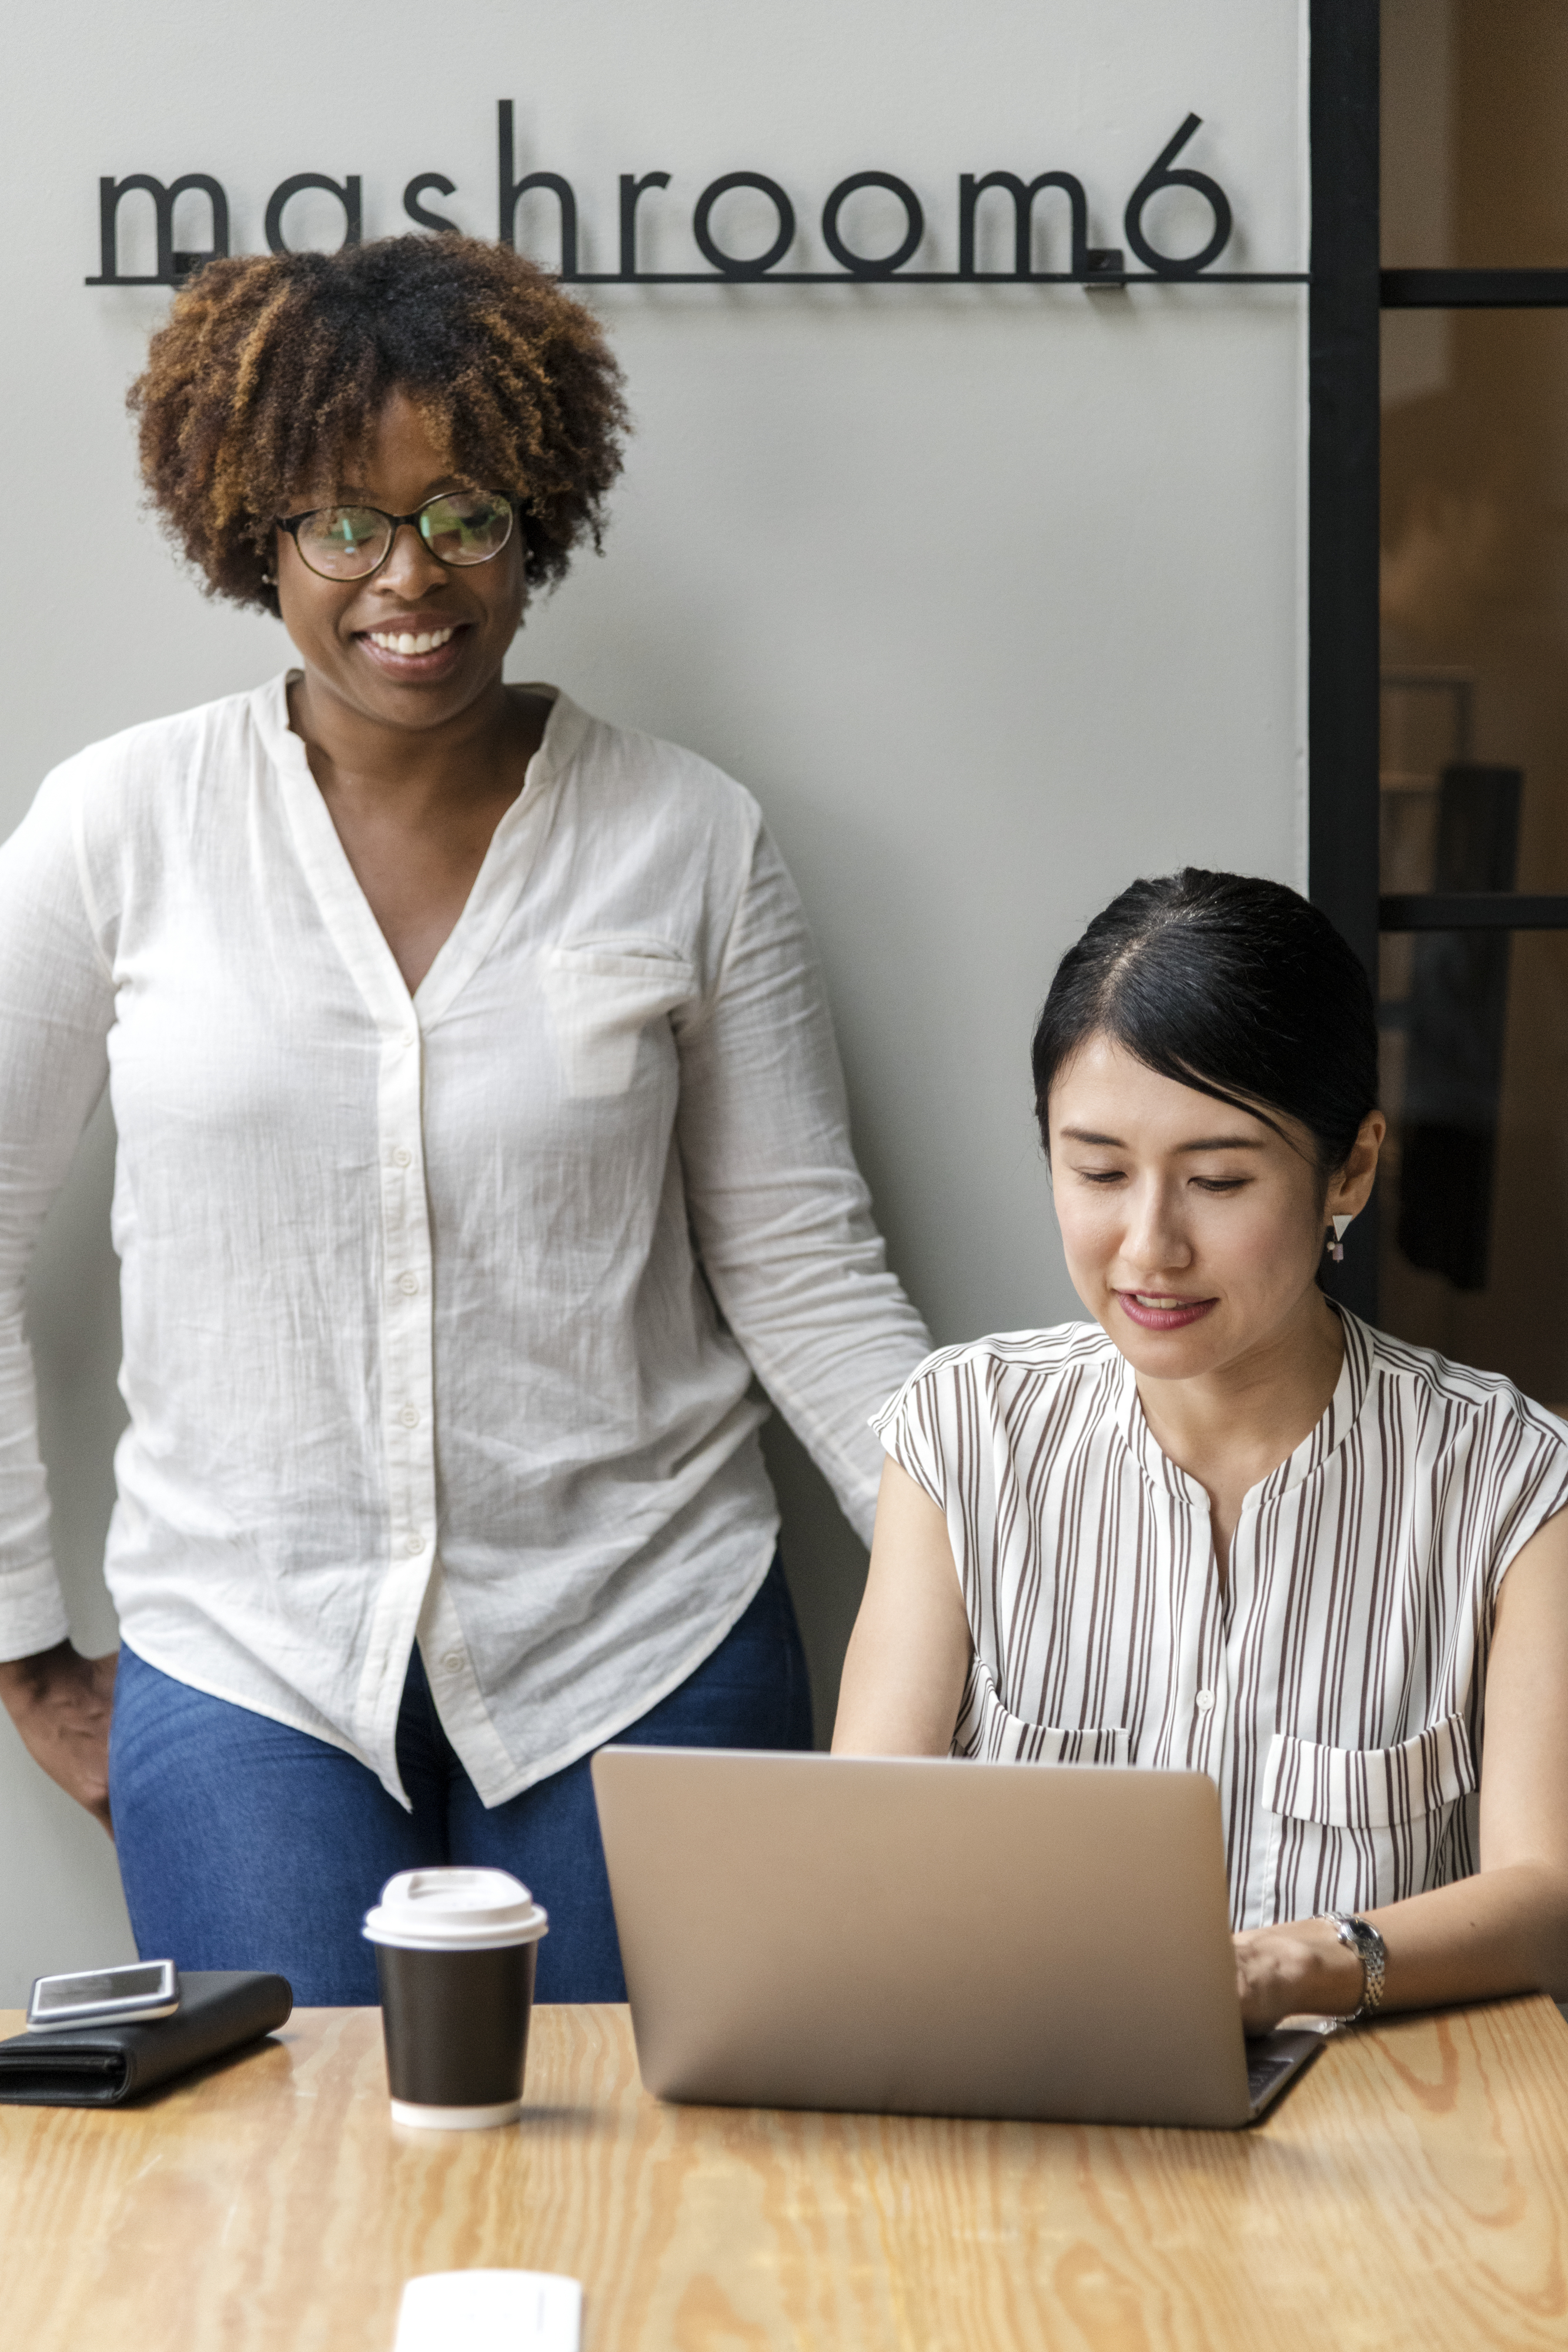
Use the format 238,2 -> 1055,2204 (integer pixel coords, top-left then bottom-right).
275,489 -> 518,582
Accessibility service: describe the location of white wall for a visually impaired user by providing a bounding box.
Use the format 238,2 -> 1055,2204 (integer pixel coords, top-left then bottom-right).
0,0 -> 1309,1997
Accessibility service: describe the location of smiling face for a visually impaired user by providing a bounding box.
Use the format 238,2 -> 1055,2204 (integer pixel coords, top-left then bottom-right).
273,387 -> 527,738
1047,1032 -> 1380,1381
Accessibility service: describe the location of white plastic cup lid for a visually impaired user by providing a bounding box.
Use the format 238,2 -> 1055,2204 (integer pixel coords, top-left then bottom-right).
363,1867 -> 549,1951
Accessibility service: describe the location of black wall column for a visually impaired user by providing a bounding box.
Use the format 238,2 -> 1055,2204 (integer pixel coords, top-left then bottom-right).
1309,0 -> 1382,1319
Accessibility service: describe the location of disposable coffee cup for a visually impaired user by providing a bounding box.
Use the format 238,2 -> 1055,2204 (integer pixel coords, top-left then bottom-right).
363,1867 -> 548,2130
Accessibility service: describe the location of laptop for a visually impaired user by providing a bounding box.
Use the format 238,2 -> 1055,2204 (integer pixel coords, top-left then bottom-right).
590,1747 -> 1325,2129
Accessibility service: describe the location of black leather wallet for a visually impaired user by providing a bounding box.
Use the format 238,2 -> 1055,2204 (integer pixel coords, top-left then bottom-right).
0,1970 -> 293,2106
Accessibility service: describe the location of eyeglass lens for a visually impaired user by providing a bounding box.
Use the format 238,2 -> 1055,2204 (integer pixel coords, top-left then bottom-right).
293,492 -> 514,579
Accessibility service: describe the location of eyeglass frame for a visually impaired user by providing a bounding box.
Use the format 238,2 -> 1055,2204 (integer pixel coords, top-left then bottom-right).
272,488 -> 524,582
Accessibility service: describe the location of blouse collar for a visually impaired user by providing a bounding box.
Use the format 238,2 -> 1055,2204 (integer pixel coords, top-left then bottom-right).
1111,1304 -> 1373,1514
248,671 -> 591,1030
249,670 -> 589,786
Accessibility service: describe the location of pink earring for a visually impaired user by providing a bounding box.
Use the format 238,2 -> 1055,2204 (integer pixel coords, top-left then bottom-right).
1326,1214 -> 1352,1264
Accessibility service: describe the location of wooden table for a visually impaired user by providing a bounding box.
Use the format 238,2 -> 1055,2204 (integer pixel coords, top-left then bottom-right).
2,1997 -> 1567,2350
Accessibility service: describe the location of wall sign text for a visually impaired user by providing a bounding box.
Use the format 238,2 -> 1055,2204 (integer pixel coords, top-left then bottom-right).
87,103 -> 1305,291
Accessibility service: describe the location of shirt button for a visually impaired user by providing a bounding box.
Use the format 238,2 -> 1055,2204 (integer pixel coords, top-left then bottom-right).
1195,1688 -> 1215,1713
401,1030 -> 416,1049
392,1147 -> 412,1168
442,1651 -> 464,1673
399,1404 -> 419,1428
404,1532 -> 424,1556
397,1271 -> 419,1295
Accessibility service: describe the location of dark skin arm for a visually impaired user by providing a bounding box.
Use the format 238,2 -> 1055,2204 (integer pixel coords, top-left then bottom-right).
0,1642 -> 118,1833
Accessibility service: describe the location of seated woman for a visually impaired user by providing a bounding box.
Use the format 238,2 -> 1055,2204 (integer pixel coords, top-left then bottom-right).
834,869 -> 1568,2033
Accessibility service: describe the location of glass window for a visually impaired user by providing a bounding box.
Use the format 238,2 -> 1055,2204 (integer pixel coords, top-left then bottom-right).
1379,0 -> 1568,1408
1378,929 -> 1568,1408
1380,310 -> 1568,898
1383,0 -> 1568,270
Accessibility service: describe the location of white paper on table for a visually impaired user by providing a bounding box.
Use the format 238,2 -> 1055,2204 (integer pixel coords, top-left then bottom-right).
393,2269 -> 582,2351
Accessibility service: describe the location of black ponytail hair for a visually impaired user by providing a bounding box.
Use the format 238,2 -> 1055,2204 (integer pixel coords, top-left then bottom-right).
1032,870 -> 1379,1180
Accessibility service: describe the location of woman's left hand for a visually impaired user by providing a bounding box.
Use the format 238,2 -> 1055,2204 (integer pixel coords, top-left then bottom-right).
1233,1920 -> 1365,2033
1236,1504 -> 1568,2036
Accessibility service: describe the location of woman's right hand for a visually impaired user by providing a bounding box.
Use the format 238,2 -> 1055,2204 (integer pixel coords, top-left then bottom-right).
0,1641 -> 118,1835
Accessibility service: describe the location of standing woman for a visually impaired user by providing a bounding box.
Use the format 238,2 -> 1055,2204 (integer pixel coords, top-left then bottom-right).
835,871 -> 1568,2031
0,235 -> 931,2000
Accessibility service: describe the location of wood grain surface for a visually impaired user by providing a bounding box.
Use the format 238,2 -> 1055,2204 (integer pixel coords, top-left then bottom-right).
1,1996 -> 1566,2351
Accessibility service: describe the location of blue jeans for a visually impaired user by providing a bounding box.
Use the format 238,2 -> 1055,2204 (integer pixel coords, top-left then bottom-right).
109,1555 -> 811,2004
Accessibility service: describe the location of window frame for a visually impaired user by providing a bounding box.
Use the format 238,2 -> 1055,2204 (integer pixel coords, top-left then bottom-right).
1308,0 -> 1568,1321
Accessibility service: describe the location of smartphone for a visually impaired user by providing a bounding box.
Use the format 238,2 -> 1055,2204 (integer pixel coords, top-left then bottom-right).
25,1960 -> 181,2033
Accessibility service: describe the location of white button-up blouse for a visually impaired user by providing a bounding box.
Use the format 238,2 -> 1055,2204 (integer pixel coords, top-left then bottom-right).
0,677 -> 931,1802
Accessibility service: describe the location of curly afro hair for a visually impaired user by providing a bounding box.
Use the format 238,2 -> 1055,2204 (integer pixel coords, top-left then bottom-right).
129,233 -> 629,617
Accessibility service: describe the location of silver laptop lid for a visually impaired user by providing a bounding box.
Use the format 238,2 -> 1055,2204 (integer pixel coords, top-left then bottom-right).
592,1748 -> 1261,2128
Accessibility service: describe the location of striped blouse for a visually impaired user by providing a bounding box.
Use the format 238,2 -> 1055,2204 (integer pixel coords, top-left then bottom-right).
872,1312 -> 1568,1929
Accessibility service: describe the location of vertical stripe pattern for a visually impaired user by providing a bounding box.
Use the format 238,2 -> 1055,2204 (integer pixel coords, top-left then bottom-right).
872,1314 -> 1568,1929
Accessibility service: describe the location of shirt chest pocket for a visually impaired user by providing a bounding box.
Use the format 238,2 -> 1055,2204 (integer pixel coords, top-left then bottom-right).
541,940 -> 697,1100
955,1671 -> 1129,1767
1259,1713 -> 1479,1916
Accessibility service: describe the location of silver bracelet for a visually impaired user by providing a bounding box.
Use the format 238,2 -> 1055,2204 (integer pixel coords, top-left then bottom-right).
1318,1910 -> 1388,2023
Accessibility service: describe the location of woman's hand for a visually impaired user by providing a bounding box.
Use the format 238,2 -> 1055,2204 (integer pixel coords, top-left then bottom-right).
1233,1919 -> 1365,2033
0,1641 -> 118,1835
1239,1504 -> 1568,2036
